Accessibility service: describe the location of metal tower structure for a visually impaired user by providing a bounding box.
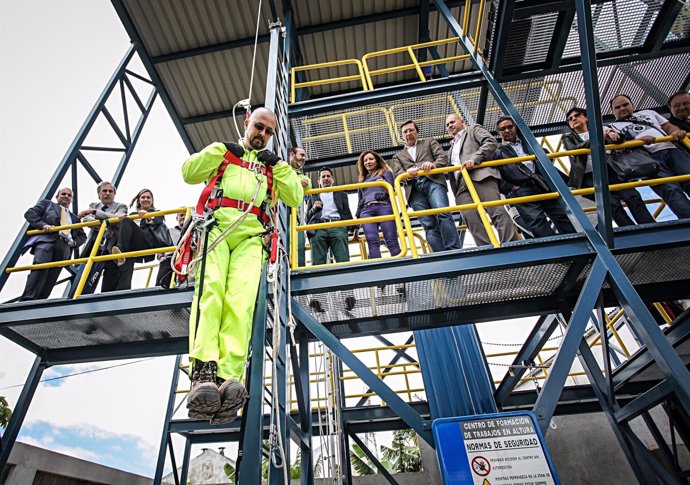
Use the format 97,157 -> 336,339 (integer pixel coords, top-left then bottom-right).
2,1 -> 690,484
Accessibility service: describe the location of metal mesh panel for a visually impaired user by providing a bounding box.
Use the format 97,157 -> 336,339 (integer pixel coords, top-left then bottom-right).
495,52 -> 690,126
616,247 -> 690,285
563,0 -> 661,58
291,89 -> 483,159
9,308 -> 189,350
504,13 -> 559,69
294,261 -> 571,325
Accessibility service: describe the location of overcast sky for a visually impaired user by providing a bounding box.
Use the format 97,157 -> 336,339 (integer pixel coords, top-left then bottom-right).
0,0 -> 201,477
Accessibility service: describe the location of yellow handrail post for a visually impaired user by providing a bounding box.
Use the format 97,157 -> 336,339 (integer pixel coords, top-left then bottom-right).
407,46 -> 427,83
473,0 -> 486,53
459,168 -> 501,247
72,221 -> 108,299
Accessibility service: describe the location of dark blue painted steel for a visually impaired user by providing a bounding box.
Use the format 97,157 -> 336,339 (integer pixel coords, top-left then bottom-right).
574,0 -> 613,244
292,298 -> 433,445
533,258 -> 607,432
415,325 -> 496,419
154,354 -> 183,484
0,356 -> 46,471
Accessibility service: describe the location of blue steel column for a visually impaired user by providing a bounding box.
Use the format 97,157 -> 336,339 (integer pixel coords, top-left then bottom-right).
574,0 -> 613,245
0,356 -> 46,471
237,270 -> 269,485
434,0 -> 690,421
153,354 -> 184,484
414,325 -> 496,419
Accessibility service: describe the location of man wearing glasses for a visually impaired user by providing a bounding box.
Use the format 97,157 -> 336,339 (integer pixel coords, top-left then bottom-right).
182,107 -> 304,425
608,94 -> 690,219
495,116 -> 575,237
20,188 -> 87,300
445,113 -> 516,246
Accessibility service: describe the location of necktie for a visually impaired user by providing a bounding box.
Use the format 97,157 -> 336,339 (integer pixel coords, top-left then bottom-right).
59,206 -> 70,238
102,205 -> 109,212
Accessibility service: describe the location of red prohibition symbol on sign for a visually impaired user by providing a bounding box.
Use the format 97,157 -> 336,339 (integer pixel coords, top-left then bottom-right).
471,456 -> 491,477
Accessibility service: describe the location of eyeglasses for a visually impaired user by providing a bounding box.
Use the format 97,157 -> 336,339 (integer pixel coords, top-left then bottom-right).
251,122 -> 275,136
568,113 -> 584,121
497,125 -> 515,132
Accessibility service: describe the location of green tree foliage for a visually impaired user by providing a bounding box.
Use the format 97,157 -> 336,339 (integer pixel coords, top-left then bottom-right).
380,429 -> 423,473
0,396 -> 11,429
349,429 -> 423,476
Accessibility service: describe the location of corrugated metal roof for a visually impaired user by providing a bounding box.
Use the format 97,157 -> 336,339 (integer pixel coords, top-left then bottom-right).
113,0 -> 689,181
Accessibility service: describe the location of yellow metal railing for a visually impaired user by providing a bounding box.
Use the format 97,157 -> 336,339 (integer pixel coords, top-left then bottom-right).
290,180 -> 408,269
361,38 -> 469,91
290,59 -> 369,103
292,135 -> 690,265
7,207 -> 187,298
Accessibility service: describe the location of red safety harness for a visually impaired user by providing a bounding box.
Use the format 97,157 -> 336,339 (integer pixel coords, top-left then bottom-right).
196,150 -> 274,225
173,149 -> 278,279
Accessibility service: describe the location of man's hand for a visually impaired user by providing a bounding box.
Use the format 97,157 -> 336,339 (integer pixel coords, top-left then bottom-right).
301,179 -> 309,188
419,161 -> 436,171
42,225 -> 53,233
461,160 -> 476,170
313,201 -> 323,210
603,129 -> 621,142
257,150 -> 282,166
670,129 -> 688,141
639,135 -> 656,145
78,208 -> 94,219
406,167 -> 419,178
223,142 -> 245,158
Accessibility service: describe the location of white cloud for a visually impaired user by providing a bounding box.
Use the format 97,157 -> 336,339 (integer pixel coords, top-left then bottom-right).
20,436 -> 101,462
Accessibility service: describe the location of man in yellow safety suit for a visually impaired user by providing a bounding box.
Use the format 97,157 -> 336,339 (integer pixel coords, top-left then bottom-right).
182,108 -> 304,424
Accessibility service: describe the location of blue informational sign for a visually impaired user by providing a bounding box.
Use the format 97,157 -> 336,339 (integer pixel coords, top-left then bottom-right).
432,411 -> 560,485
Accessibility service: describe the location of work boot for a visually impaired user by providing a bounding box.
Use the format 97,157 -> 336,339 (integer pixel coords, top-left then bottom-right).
210,379 -> 248,425
187,360 -> 221,420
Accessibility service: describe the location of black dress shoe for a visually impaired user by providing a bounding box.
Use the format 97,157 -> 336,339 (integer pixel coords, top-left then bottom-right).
309,299 -> 325,313
345,296 -> 356,311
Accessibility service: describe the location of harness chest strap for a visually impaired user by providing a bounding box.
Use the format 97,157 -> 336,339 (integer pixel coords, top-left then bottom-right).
195,149 -> 274,225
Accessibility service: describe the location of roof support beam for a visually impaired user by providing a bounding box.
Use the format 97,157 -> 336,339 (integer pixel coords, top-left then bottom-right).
151,1 -> 471,65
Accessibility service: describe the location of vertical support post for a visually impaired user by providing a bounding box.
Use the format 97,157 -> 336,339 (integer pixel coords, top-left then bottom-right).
238,270 -> 269,485
298,332 -> 314,485
0,356 -> 46,471
179,438 -> 192,485
153,355 -> 183,484
574,0 -> 613,245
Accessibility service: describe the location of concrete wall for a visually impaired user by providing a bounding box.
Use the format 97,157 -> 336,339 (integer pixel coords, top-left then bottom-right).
3,442 -> 152,485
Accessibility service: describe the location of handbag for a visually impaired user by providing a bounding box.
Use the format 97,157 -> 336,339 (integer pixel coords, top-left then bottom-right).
606,149 -> 660,182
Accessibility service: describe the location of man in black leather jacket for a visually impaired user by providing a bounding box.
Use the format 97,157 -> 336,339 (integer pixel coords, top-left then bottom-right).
562,107 -> 654,226
495,117 -> 575,237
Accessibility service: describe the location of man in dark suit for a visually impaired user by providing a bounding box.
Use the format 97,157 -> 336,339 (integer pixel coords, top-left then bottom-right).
305,167 -> 354,265
445,114 -> 516,246
21,187 -> 87,300
495,116 -> 575,237
389,120 -> 461,252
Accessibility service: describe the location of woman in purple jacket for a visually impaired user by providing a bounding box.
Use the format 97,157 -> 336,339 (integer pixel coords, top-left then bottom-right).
355,150 -> 401,258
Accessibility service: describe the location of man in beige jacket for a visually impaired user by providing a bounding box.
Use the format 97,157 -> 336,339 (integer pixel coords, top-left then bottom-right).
445,114 -> 516,246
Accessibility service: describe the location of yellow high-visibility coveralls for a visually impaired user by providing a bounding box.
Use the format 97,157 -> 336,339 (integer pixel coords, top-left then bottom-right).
182,142 -> 304,381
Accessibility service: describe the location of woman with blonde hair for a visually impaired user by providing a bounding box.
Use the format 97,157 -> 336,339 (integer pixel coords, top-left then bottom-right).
355,150 -> 401,258
110,189 -> 173,287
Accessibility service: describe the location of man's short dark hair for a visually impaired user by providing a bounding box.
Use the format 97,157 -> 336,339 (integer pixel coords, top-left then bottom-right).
668,90 -> 689,106
566,107 -> 587,120
319,167 -> 333,177
496,116 -> 514,128
289,147 -> 304,156
610,94 -> 632,108
400,120 -> 419,133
